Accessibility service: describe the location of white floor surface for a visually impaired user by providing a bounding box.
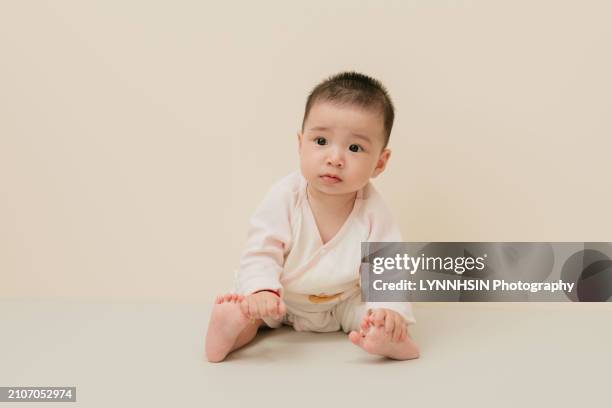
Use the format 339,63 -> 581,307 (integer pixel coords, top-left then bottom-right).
1,301 -> 610,407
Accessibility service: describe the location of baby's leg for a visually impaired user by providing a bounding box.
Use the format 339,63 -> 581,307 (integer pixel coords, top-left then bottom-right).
205,293 -> 263,362
349,312 -> 420,360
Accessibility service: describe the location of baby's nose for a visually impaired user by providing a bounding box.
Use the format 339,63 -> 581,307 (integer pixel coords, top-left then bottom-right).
326,151 -> 344,168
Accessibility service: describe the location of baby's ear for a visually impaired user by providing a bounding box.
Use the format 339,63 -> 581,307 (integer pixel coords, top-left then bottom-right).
372,148 -> 391,178
297,131 -> 303,149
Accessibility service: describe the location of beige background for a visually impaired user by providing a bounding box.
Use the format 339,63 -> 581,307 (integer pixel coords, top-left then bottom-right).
1,3 -> 611,406
1,1 -> 611,302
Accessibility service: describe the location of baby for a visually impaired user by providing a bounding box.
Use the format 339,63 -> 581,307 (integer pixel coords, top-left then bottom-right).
206,72 -> 419,362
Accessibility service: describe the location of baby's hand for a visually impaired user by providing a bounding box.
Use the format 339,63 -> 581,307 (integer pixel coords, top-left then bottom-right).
240,291 -> 287,320
365,308 -> 408,342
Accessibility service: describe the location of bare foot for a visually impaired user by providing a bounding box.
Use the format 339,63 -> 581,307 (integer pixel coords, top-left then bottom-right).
205,293 -> 255,363
349,317 -> 420,360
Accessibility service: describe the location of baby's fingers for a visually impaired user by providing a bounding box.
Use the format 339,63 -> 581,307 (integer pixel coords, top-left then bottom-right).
265,298 -> 278,318
277,299 -> 287,317
256,299 -> 269,319
372,309 -> 386,327
239,299 -> 250,317
392,316 -> 405,342
248,298 -> 261,319
399,326 -> 408,342
384,312 -> 395,334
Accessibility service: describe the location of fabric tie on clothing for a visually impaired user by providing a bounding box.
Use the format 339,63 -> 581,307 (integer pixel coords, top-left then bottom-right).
308,292 -> 343,303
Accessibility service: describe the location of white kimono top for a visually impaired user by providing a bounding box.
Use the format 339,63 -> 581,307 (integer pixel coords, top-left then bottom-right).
234,171 -> 415,324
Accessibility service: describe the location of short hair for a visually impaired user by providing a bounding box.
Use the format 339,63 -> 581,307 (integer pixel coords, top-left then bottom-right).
301,71 -> 395,148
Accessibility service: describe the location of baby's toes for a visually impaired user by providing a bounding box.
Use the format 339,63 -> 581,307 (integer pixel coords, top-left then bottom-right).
360,317 -> 370,331
348,331 -> 363,345
217,293 -> 235,304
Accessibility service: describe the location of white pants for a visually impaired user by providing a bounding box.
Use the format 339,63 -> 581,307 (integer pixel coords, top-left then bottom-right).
263,290 -> 398,333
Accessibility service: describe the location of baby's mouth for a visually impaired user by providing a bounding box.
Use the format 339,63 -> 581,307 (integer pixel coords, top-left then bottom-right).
320,174 -> 342,183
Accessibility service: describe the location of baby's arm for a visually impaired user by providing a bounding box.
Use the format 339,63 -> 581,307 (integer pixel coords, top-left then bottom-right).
235,177 -> 294,296
206,177 -> 296,362
364,191 -> 416,326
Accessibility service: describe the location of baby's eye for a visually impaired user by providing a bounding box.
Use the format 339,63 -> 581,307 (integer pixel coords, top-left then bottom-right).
315,137 -> 327,146
348,144 -> 363,152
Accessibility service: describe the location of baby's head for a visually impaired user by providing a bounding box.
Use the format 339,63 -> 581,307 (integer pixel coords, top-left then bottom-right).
298,71 -> 395,197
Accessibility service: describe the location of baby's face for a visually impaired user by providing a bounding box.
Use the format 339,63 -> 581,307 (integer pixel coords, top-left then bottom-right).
298,101 -> 390,197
